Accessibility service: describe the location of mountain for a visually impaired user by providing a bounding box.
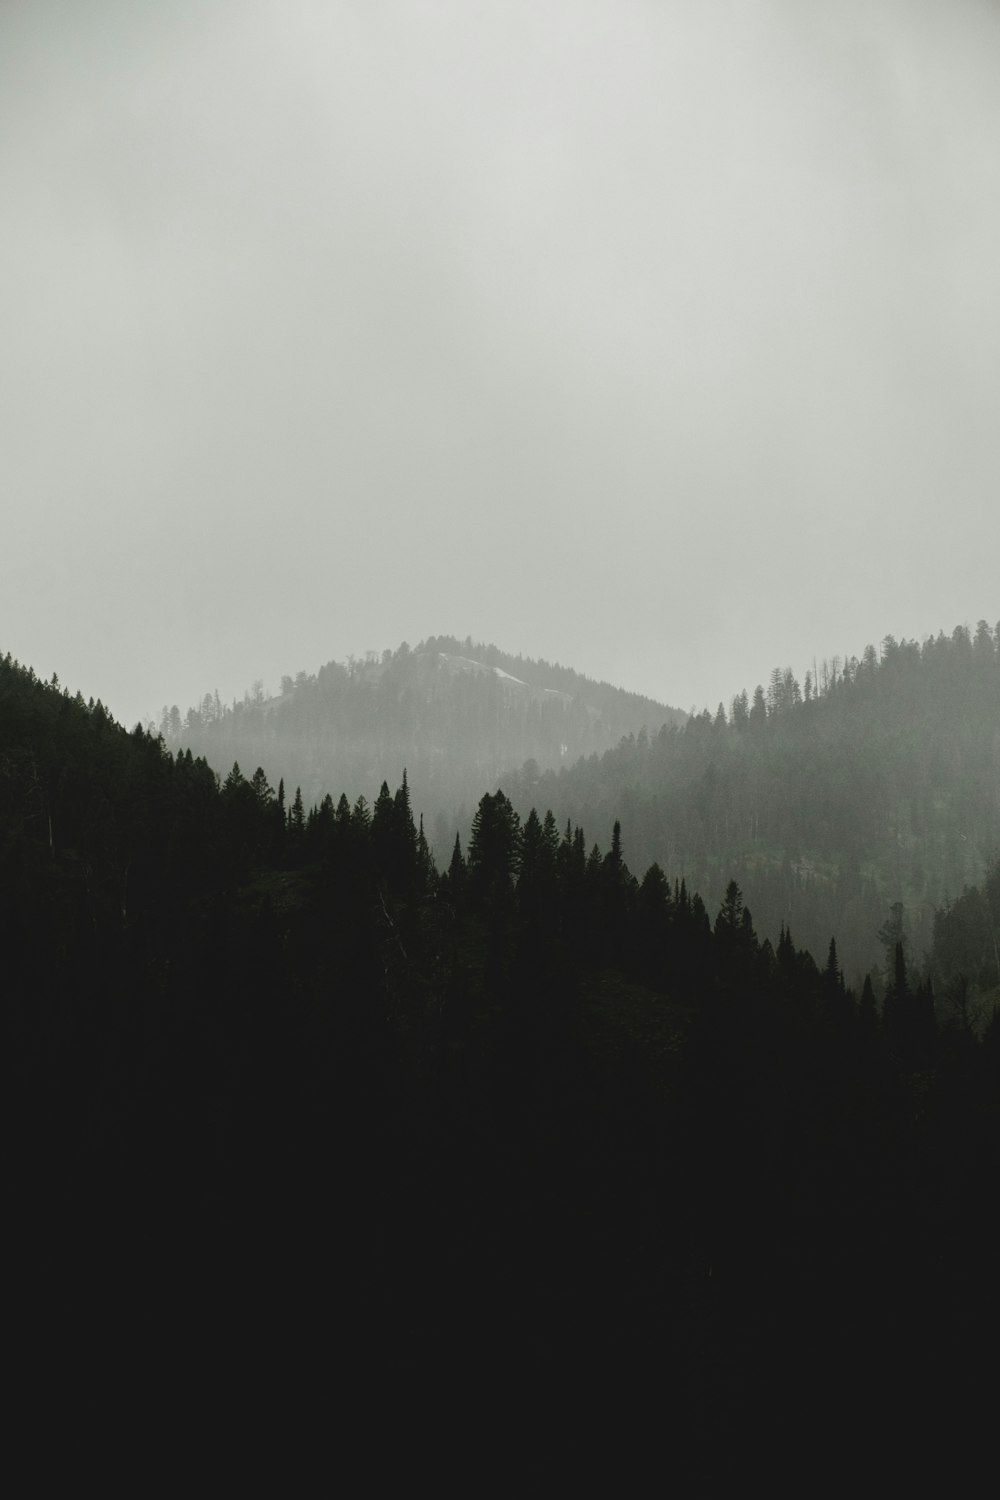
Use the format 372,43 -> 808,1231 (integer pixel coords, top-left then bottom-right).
6,643 -> 1000,1469
158,620 -> 1000,984
161,635 -> 685,837
500,620 -> 1000,982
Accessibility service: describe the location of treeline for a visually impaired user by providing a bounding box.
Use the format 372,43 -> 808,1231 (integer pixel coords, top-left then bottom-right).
161,635 -> 684,831
501,620 -> 1000,982
5,646 -> 1000,1470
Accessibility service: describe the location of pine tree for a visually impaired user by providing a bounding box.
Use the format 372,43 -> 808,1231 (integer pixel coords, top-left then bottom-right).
606,819 -> 623,874
447,832 -> 466,895
416,813 -> 434,891
372,781 -> 395,878
223,762 -> 246,797
291,786 -> 305,839
541,810 -> 561,871
250,767 -> 273,807
749,685 -> 767,730
716,879 -> 745,935
518,808 -> 544,896
391,770 -> 419,890
882,940 -> 909,1055
468,790 -> 521,903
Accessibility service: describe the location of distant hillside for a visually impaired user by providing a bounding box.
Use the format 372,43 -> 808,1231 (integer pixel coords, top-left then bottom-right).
163,635 -> 685,836
500,620 -> 1000,983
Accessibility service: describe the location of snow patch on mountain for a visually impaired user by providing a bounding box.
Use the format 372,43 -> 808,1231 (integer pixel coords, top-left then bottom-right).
437,652 -> 528,688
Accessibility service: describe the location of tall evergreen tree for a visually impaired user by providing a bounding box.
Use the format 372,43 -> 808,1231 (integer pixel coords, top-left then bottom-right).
468,790 -> 521,905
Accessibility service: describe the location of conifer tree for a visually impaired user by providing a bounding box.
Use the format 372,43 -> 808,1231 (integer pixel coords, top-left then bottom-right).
447,832 -> 466,896
468,790 -> 521,903
291,786 -> 305,839
223,762 -> 246,797
416,814 -> 434,891
391,770 -> 419,890
251,767 -> 273,807
541,810 -> 561,871
518,808 -> 544,895
606,819 -> 623,873
372,781 -> 395,879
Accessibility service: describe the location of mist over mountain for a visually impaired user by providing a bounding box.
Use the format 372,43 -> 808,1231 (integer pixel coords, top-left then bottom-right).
160,617 -> 1000,990
162,635 -> 685,837
502,618 -> 1000,983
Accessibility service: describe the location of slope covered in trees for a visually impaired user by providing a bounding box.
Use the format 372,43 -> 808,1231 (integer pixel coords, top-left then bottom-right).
501,621 -> 1000,982
6,647 -> 1000,1474
930,854 -> 1000,1025
162,636 -> 685,838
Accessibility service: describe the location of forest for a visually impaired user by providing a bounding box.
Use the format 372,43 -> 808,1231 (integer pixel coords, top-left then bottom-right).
169,620 -> 1000,990
5,643 -> 1000,1474
503,620 -> 1000,986
162,635 -> 685,834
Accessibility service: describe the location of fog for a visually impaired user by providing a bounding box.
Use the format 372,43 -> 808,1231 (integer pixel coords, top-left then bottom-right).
3,0 -> 998,727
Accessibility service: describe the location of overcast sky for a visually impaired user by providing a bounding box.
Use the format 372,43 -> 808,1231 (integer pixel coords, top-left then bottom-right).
2,0 -> 999,726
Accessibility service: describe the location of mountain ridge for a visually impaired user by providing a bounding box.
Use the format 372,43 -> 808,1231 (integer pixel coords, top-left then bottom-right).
162,634 -> 687,832
498,618 -> 1000,982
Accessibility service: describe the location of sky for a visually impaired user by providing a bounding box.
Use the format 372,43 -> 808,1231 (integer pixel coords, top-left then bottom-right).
2,0 -> 999,727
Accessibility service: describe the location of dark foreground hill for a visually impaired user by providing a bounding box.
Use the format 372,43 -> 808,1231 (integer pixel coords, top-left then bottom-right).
5,648 -> 1000,1474
501,620 -> 1000,983
161,635 -> 685,838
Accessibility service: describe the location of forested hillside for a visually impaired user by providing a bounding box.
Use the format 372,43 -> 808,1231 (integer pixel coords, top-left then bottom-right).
501,621 -> 1000,982
162,636 -> 684,834
5,647 -> 1000,1472
931,857 -> 1000,1023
